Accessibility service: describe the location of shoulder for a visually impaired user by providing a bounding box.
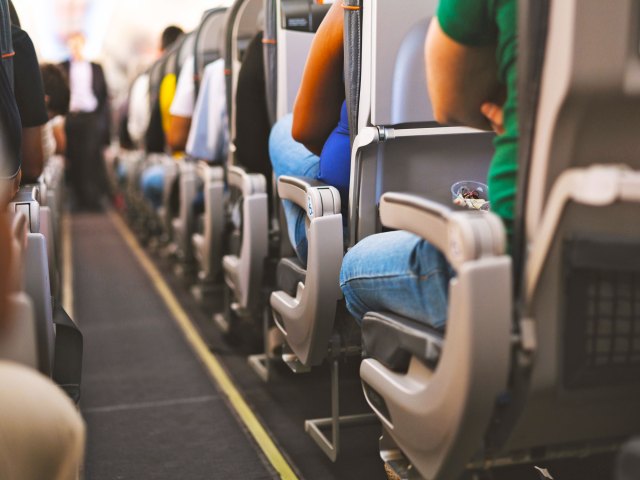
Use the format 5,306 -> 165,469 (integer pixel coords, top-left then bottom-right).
11,25 -> 35,56
437,0 -> 497,46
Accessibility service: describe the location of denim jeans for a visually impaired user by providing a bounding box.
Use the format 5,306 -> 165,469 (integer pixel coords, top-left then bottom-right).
340,230 -> 455,329
140,164 -> 166,209
269,114 -> 320,264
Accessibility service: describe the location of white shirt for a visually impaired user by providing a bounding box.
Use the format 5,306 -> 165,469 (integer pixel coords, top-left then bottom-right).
69,61 -> 98,113
186,59 -> 228,162
127,73 -> 150,146
169,55 -> 196,118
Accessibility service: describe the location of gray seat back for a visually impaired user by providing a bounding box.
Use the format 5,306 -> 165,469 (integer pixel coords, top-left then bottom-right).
275,0 -> 331,120
262,0 -> 277,125
224,0 -> 264,152
194,8 -> 227,96
499,0 -> 640,456
348,0 -> 494,246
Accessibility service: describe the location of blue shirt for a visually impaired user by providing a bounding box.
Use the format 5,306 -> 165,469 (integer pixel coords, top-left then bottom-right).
318,100 -> 350,215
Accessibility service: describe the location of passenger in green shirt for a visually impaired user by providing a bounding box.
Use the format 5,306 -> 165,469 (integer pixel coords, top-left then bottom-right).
340,0 -> 517,329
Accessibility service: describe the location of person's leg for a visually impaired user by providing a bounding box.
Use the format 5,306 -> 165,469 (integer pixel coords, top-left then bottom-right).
340,230 -> 454,329
0,362 -> 85,480
269,114 -> 320,263
64,115 -> 86,209
140,164 -> 166,210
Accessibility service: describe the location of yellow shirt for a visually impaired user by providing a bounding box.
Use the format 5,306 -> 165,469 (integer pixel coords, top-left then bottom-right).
158,73 -> 177,137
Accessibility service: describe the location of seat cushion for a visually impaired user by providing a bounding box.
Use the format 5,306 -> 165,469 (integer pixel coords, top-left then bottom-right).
362,312 -> 443,372
277,257 -> 306,297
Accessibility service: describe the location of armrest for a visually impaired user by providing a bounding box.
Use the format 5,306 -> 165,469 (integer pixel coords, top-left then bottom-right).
379,192 -> 506,270
277,175 -> 341,219
196,161 -> 224,183
9,212 -> 29,292
227,165 -> 267,196
362,312 -> 443,372
8,185 -> 40,233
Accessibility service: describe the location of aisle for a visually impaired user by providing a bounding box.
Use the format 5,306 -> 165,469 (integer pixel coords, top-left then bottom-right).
72,212 -> 276,480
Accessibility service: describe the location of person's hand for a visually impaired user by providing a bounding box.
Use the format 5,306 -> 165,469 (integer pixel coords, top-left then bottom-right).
481,102 -> 505,135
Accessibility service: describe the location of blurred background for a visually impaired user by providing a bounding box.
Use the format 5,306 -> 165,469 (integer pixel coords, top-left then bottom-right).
12,0 -> 233,103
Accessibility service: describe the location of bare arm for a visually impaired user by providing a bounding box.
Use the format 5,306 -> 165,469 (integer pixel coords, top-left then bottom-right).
292,2 -> 345,155
53,121 -> 67,155
0,211 -> 12,332
20,126 -> 44,183
168,115 -> 192,153
425,18 -> 503,130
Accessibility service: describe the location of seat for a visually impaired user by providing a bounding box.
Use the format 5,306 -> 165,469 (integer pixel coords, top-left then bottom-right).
190,8 -> 229,293
215,0 -> 270,335
360,1 -> 640,478
0,212 -> 38,370
7,187 -> 83,402
268,0 -> 493,461
194,7 -> 227,93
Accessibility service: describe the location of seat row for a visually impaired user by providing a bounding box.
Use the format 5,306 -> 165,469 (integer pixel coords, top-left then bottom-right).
114,0 -> 640,478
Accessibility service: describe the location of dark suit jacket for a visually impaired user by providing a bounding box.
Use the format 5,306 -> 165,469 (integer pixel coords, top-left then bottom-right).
60,60 -> 111,145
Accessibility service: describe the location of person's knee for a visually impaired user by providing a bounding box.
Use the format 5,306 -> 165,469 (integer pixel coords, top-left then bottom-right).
268,114 -> 294,170
0,362 -> 85,480
141,166 -> 165,207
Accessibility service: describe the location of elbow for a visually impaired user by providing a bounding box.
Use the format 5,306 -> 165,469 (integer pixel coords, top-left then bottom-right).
167,117 -> 190,153
291,118 -> 309,146
20,163 -> 43,184
167,134 -> 186,152
431,101 -> 458,127
291,111 -> 322,155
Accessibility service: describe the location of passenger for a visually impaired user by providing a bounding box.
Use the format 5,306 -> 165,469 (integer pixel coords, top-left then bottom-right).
339,0 -> 516,327
40,63 -> 70,157
140,26 -> 187,209
11,18 -> 48,186
269,1 -> 350,264
60,32 -> 111,211
127,72 -> 151,147
167,53 -> 195,153
160,25 -> 184,54
185,58 -> 227,164
0,205 -> 85,480
144,25 -> 184,154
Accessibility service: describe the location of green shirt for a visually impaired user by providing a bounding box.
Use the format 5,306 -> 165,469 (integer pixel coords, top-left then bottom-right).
437,0 -> 518,238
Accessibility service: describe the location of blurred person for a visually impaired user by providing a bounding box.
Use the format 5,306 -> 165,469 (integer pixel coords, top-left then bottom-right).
10,9 -> 48,186
161,25 -> 183,53
60,32 -> 110,210
140,25 -> 188,209
0,194 -> 85,480
40,63 -> 70,157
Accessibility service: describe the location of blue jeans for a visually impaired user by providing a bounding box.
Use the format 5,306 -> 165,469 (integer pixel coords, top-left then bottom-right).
140,164 -> 165,209
340,231 -> 455,329
269,114 -> 320,264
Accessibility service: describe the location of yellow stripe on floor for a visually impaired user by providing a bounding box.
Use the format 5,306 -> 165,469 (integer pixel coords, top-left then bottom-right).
62,214 -> 74,319
107,210 -> 299,480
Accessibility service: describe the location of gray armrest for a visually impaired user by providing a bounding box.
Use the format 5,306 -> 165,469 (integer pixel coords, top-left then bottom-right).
8,185 -> 41,233
271,176 -> 343,366
277,175 -> 341,218
222,166 -> 269,310
362,312 -> 443,372
9,212 -> 28,293
196,161 -> 224,183
379,192 -> 506,270
228,165 -> 267,196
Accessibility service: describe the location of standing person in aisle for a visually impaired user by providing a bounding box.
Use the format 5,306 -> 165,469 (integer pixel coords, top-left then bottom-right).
60,32 -> 111,211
